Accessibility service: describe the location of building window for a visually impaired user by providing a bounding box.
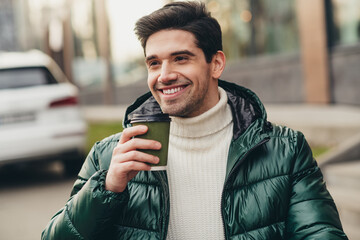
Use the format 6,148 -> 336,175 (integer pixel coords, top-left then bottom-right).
331,0 -> 360,46
206,0 -> 299,60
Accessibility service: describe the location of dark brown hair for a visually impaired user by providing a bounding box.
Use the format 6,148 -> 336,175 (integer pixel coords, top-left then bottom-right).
134,1 -> 222,63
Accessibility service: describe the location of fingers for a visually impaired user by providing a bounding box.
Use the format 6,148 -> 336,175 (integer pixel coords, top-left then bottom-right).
105,125 -> 161,193
119,125 -> 148,144
117,125 -> 161,153
113,150 -> 160,165
112,125 -> 161,165
115,137 -> 161,154
117,160 -> 151,173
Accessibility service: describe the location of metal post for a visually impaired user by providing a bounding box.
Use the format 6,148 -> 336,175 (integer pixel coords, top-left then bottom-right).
94,0 -> 115,105
296,0 -> 331,104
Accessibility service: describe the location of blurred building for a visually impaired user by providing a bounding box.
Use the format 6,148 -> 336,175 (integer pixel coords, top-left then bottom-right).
0,0 -> 359,105
215,0 -> 360,106
0,0 -> 19,51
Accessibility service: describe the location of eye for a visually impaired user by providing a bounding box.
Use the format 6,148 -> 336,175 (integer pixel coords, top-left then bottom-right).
175,55 -> 188,62
147,60 -> 160,69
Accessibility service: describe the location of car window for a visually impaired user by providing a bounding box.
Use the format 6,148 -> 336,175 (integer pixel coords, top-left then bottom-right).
0,67 -> 58,89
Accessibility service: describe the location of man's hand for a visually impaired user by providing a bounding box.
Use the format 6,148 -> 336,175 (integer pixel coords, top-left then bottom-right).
105,125 -> 161,193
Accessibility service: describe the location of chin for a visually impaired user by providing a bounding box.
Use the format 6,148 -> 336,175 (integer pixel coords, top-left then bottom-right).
161,106 -> 183,117
162,107 -> 193,118
160,100 -> 195,117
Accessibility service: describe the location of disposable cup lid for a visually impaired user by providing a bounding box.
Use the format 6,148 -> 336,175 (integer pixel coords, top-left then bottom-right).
130,113 -> 171,123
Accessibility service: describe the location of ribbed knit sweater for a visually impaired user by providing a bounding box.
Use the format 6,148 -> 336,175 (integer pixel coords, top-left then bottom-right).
166,87 -> 234,240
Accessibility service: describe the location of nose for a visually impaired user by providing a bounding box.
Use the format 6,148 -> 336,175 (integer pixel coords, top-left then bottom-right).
158,62 -> 177,83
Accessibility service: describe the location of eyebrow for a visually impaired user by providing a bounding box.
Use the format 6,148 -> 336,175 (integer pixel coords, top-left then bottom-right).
145,55 -> 156,63
145,50 -> 196,63
171,50 -> 196,57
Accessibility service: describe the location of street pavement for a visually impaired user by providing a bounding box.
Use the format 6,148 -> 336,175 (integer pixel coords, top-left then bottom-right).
0,161 -> 76,240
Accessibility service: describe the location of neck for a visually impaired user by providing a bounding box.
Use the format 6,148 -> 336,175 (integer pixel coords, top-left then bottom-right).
170,87 -> 231,138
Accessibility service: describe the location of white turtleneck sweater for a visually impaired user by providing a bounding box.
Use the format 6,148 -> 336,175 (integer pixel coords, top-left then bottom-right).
166,87 -> 233,240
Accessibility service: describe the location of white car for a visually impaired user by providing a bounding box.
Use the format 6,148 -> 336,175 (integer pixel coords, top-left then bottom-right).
0,50 -> 87,175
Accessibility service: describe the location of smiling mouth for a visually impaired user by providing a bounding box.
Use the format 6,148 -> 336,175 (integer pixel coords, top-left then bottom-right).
162,86 -> 185,95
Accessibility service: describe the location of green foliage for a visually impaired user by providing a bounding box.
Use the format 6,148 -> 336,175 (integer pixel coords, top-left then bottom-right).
86,121 -> 123,152
312,146 -> 330,159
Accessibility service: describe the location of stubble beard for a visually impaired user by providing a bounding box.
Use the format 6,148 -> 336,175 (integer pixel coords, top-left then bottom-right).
158,82 -> 210,118
160,96 -> 204,117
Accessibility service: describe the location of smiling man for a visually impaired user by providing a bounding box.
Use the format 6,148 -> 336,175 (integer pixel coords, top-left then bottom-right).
144,29 -> 223,117
42,2 -> 348,240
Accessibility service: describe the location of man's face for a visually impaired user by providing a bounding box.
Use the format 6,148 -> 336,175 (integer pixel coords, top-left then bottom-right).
145,29 -> 221,118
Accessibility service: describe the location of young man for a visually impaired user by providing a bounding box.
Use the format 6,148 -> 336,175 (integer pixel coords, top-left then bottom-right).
42,2 -> 348,239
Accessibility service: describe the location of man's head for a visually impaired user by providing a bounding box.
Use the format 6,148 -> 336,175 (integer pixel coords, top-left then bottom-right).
134,1 -> 226,118
134,1 -> 222,63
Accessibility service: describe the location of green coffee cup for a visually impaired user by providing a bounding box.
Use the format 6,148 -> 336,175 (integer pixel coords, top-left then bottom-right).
130,113 -> 171,171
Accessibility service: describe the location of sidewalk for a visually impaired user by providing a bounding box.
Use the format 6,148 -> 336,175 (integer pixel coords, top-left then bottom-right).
265,104 -> 360,146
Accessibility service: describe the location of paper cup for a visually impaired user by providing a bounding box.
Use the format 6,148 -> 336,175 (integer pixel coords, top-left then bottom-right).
130,113 -> 171,171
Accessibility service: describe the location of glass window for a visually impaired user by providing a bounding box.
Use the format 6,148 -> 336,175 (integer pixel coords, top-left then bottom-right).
0,67 -> 57,89
205,0 -> 299,60
331,0 -> 360,46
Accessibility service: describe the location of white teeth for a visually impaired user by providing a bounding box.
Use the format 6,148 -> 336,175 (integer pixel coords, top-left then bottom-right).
163,87 -> 184,95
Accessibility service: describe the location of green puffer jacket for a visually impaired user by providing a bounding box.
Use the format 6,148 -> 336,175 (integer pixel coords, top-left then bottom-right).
42,80 -> 347,240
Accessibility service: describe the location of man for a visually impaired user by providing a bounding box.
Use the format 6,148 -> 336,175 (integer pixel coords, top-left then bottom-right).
42,2 -> 348,239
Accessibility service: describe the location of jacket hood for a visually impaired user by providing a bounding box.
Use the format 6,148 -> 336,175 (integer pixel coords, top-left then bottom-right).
123,79 -> 271,140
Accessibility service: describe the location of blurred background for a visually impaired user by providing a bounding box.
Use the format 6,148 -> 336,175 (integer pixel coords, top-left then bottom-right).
1,0 -> 359,106
0,0 -> 359,239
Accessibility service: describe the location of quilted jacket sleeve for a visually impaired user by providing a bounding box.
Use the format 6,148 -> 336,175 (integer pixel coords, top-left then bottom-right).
41,139 -> 129,240
286,132 -> 348,240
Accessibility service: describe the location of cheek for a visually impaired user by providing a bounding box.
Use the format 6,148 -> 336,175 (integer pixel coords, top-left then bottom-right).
147,74 -> 157,89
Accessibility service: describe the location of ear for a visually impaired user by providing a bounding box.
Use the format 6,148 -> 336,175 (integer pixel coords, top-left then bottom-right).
211,51 -> 226,79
